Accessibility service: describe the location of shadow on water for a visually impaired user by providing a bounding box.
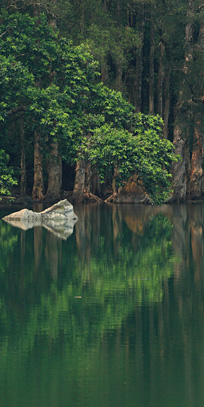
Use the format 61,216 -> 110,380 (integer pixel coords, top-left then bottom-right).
0,203 -> 204,407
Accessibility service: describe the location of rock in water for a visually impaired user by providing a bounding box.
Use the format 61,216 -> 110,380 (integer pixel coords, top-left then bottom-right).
2,199 -> 77,221
2,199 -> 78,240
40,199 -> 77,221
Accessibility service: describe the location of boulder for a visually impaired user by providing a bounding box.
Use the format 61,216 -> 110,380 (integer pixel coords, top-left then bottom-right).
40,199 -> 77,220
2,199 -> 78,240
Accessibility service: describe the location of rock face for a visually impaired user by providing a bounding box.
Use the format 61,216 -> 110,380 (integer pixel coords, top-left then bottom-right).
2,200 -> 78,240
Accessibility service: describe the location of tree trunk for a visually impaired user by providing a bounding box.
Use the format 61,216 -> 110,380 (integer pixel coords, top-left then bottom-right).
45,0 -> 62,201
45,141 -> 62,200
163,70 -> 170,138
135,6 -> 144,112
73,160 -> 86,201
115,58 -> 123,91
149,19 -> 154,115
189,122 -> 203,198
73,159 -> 95,201
157,42 -> 165,117
198,24 -> 204,196
19,115 -> 26,197
85,161 -> 92,193
189,22 -> 204,198
79,0 -> 85,36
172,127 -> 187,201
92,167 -> 101,195
32,131 -> 44,200
112,166 -> 119,195
172,0 -> 194,201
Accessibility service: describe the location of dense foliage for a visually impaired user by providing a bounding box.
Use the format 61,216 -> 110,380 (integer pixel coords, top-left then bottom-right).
80,115 -> 177,204
0,149 -> 17,198
0,1 -> 189,203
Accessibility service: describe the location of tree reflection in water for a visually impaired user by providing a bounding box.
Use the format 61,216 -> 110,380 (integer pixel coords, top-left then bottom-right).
0,204 -> 175,355
0,204 -> 204,407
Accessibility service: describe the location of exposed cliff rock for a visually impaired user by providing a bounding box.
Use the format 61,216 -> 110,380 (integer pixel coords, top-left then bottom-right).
105,177 -> 151,204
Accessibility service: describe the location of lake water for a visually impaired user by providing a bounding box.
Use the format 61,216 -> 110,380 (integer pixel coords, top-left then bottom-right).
0,203 -> 204,407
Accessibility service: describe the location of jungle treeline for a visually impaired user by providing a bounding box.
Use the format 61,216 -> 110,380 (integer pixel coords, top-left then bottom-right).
0,0 -> 203,203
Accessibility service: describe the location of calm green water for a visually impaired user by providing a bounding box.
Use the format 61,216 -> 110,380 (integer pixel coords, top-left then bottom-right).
0,203 -> 204,407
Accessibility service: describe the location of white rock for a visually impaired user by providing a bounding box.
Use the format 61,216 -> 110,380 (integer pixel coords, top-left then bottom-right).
2,199 -> 78,239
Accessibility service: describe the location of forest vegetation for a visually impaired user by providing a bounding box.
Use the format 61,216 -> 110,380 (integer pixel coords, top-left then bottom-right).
0,0 -> 203,204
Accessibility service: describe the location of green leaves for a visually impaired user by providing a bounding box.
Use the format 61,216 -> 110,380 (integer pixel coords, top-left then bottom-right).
0,150 -> 17,198
0,11 -> 105,164
0,9 -> 178,203
80,117 -> 178,204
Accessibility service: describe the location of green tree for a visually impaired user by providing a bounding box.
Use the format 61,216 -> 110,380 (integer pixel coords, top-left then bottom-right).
0,11 -> 100,199
80,114 -> 178,204
0,5 -> 182,203
0,149 -> 17,198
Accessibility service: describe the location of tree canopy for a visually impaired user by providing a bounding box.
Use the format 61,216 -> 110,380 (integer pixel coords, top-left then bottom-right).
0,4 -> 181,203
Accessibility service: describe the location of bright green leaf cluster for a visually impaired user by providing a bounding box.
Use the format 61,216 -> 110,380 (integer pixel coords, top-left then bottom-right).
0,150 -> 17,198
80,116 -> 179,204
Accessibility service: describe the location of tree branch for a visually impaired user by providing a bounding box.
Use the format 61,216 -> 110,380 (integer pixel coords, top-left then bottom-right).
8,106 -> 26,116
0,31 -> 7,38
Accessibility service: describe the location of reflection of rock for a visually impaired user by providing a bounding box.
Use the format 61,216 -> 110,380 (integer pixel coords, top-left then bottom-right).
2,199 -> 78,240
42,218 -> 78,240
2,217 -> 41,231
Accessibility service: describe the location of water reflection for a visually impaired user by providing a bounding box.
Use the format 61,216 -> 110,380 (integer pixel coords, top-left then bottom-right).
2,205 -> 78,240
0,204 -> 175,352
0,204 -> 204,407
